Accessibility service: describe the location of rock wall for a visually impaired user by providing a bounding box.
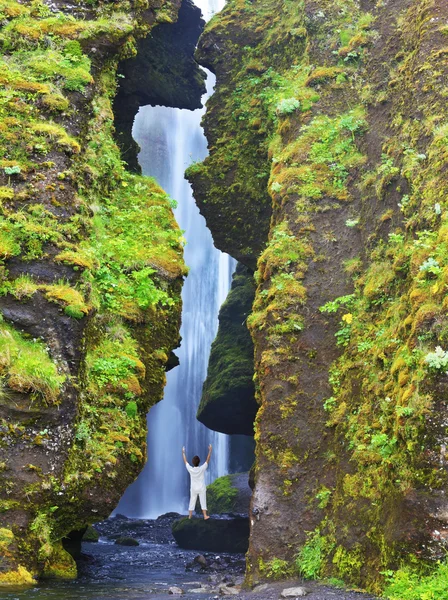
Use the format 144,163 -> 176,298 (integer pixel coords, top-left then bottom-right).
198,263 -> 257,436
0,0 -> 190,584
193,0 -> 448,593
113,0 -> 207,172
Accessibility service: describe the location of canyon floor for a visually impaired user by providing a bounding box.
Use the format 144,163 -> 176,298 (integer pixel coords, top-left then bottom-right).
1,515 -> 379,600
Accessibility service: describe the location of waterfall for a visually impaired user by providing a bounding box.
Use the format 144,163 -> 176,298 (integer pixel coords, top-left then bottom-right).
114,0 -> 231,519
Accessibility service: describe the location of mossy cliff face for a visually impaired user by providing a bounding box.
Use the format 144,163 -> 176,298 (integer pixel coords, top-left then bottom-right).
113,0 -> 207,172
186,2 -> 283,268
195,0 -> 448,593
0,0 -> 186,584
198,262 -> 258,436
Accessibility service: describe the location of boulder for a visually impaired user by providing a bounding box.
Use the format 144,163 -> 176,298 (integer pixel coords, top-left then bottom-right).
218,584 -> 240,595
280,587 -> 308,597
194,554 -> 208,567
197,263 -> 258,436
206,473 -> 252,515
114,537 -> 139,546
169,586 -> 184,595
172,516 -> 249,553
82,526 -> 99,543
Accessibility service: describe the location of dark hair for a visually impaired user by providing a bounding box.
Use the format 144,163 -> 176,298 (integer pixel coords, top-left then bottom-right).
192,456 -> 200,467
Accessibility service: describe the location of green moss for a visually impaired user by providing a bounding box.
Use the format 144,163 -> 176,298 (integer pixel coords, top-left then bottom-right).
0,316 -> 65,403
44,281 -> 90,318
206,475 -> 239,514
0,566 -> 35,586
296,529 -> 333,580
0,0 -> 186,582
383,563 -> 448,600
258,557 -> 294,580
82,525 -> 99,542
42,541 -> 77,580
332,545 -> 363,583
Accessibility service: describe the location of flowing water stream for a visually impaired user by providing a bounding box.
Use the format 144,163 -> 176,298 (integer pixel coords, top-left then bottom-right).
114,0 -> 232,519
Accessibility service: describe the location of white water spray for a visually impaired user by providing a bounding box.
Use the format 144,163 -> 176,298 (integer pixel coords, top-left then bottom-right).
115,0 -> 231,518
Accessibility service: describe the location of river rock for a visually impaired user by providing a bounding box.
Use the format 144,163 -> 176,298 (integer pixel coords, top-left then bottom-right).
280,587 -> 308,597
218,584 -> 240,595
172,517 -> 249,553
169,586 -> 184,595
188,586 -> 211,593
114,536 -> 139,546
194,554 -> 208,567
252,583 -> 269,593
82,526 -> 100,543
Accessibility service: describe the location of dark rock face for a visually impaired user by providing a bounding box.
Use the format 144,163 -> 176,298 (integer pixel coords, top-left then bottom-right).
198,263 -> 258,436
113,0 -> 206,172
172,517 -> 249,554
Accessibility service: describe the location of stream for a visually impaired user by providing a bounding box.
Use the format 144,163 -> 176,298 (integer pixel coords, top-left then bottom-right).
1,515 -> 379,600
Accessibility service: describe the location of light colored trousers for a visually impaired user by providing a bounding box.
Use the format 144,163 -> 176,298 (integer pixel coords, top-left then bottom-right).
189,488 -> 207,511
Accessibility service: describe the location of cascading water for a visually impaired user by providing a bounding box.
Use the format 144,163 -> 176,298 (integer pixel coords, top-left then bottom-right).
115,0 -> 231,518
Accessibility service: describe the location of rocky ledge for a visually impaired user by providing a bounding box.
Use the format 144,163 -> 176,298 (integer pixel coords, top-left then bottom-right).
172,516 -> 250,554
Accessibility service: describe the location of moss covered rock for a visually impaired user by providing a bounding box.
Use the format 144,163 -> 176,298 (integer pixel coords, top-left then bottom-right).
198,263 -> 258,435
0,0 -> 187,583
115,537 -> 139,546
194,0 -> 448,593
113,0 -> 207,172
206,473 -> 252,515
82,526 -> 99,543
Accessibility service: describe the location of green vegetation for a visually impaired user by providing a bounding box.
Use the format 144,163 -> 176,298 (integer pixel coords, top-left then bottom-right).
0,316 -> 65,404
258,557 -> 294,580
206,475 -> 239,513
383,563 -> 448,600
193,0 -> 448,594
0,0 -> 185,584
296,530 -> 331,580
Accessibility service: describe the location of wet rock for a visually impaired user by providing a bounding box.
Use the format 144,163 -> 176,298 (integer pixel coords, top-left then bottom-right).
169,586 -> 184,595
280,587 -> 308,597
188,585 -> 211,593
172,516 -> 249,553
82,526 -> 99,543
114,536 -> 139,546
198,263 -> 258,436
194,554 -> 208,567
218,583 -> 240,595
159,512 -> 183,520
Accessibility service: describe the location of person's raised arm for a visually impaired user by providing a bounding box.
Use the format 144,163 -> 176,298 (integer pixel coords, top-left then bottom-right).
182,446 -> 187,465
206,443 -> 212,464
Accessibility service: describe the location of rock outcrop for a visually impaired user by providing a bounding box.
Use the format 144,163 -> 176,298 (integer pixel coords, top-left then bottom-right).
193,0 -> 448,593
206,473 -> 252,515
172,516 -> 249,553
198,263 -> 257,436
0,0 -> 196,584
113,0 -> 207,172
